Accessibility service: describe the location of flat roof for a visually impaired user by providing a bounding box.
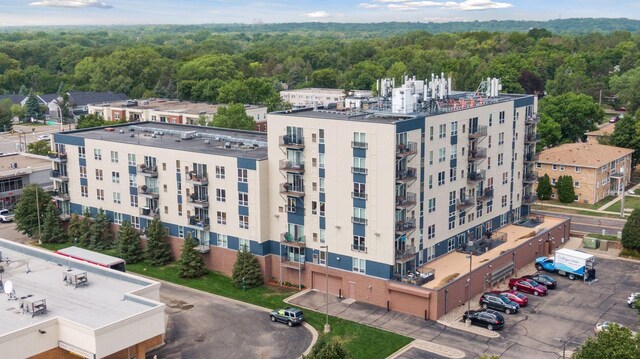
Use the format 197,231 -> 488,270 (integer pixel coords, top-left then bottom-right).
281,88 -> 373,95
57,246 -> 124,266
0,239 -> 162,336
57,122 -> 268,160
0,153 -> 51,179
419,216 -> 567,289
538,143 -> 634,168
95,99 -> 265,116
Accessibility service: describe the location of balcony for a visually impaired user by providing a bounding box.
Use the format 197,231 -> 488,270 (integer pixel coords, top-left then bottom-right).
279,160 -> 305,173
469,125 -> 488,139
523,172 -> 538,184
525,114 -> 539,125
467,170 -> 486,184
395,247 -> 417,263
281,232 -> 306,247
352,217 -> 368,225
51,190 -> 70,202
188,216 -> 210,231
139,207 -> 160,219
396,141 -> 418,158
457,197 -> 475,210
524,133 -> 541,144
138,185 -> 159,199
279,135 -> 304,150
524,153 -> 539,163
187,194 -> 210,208
59,213 -> 71,222
281,256 -> 305,269
351,167 -> 368,175
186,172 -> 208,186
351,141 -> 368,149
351,244 -> 368,253
468,148 -> 487,162
395,219 -> 416,235
280,182 -> 305,197
477,189 -> 494,201
139,164 -> 158,177
48,152 -> 67,163
396,167 -> 417,183
396,192 -> 417,209
50,170 -> 68,182
523,194 -> 538,205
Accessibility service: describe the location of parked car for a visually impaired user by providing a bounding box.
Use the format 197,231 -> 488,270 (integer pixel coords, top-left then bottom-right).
0,209 -> 15,223
269,307 -> 304,327
609,116 -> 619,123
463,309 -> 505,331
479,292 -> 519,314
509,277 -> 548,296
492,290 -> 528,307
37,134 -> 51,141
628,293 -> 640,308
524,274 -> 557,289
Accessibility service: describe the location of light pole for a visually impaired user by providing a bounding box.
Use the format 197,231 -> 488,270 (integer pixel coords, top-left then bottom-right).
320,245 -> 330,333
465,252 -> 473,327
35,186 -> 42,245
619,167 -> 625,219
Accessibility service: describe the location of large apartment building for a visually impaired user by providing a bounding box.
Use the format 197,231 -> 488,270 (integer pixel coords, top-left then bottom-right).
51,75 -> 546,320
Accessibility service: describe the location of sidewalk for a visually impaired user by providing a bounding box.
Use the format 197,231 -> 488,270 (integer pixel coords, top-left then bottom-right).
596,182 -> 640,211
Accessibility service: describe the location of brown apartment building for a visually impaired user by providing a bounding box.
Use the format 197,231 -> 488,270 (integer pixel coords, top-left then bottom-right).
536,143 -> 634,204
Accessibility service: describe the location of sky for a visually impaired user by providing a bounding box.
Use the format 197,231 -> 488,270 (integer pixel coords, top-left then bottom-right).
0,0 -> 638,26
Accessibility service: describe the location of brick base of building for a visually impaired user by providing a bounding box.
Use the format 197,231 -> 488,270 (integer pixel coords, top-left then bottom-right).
28,334 -> 164,359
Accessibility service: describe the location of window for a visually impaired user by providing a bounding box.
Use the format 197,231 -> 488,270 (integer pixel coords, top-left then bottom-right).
428,198 -> 436,213
320,228 -> 326,243
438,148 -> 446,162
487,201 -> 493,214
353,132 -> 366,148
552,178 -> 557,185
575,166 -> 581,172
113,192 -> 121,204
353,207 -> 366,224
112,171 -> 120,184
476,201 -> 483,218
320,202 -> 325,217
489,114 -> 493,127
459,212 -> 466,225
353,258 -> 365,273
113,212 -> 123,225
78,146 -> 86,159
428,175 -> 433,189
498,132 -> 504,145
319,129 -> 324,144
438,171 -> 445,186
560,165 -> 565,171
216,188 -> 226,202
178,226 -> 184,238
575,181 -> 581,187
130,195 -> 138,207
319,153 -> 325,169
95,169 -> 103,181
128,153 -> 136,166
502,195 -> 508,208
217,211 -> 226,225
499,111 -> 505,124
217,234 -> 228,248
287,198 -> 296,213
319,250 -> 326,265
449,215 -> 456,230
79,166 -> 87,179
176,160 -> 180,172
238,192 -> 248,206
353,182 -> 366,199
552,164 -> 557,170
488,136 -> 492,148
426,245 -> 435,261
353,157 -> 366,173
97,189 -> 104,201
239,215 -> 249,229
536,163 -> 542,168
449,167 -> 457,182
429,126 -> 434,141
129,174 -> 137,187
429,151 -> 433,165
94,148 -> 102,160
238,169 -> 248,183
110,151 -> 119,163
352,236 -> 366,252
216,165 -> 225,179
498,153 -> 504,166
502,172 -> 508,185
81,185 -> 88,198
177,181 -> 182,195
239,238 -> 249,251
449,191 -> 456,206
451,121 -> 458,136
439,123 -> 446,138
319,177 -> 325,193
131,216 -> 140,229
448,238 -> 455,252
427,224 -> 435,240
450,146 -> 457,160
178,203 -> 183,216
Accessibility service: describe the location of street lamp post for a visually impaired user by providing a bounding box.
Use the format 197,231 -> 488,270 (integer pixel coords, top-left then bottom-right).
465,252 -> 473,327
619,167 -> 625,219
320,245 -> 330,333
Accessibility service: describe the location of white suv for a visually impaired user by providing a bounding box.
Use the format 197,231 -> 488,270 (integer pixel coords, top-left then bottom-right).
0,209 -> 14,223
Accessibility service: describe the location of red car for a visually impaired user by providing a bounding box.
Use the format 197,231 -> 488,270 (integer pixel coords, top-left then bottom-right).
492,290 -> 529,307
509,277 -> 548,296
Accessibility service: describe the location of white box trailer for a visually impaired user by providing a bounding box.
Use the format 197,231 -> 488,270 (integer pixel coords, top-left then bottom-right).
535,248 -> 595,281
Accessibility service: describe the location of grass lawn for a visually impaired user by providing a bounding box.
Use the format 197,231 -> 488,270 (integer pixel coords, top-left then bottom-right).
585,233 -> 620,241
540,196 -> 615,210
602,196 -> 640,213
531,205 -> 624,219
37,243 -> 412,359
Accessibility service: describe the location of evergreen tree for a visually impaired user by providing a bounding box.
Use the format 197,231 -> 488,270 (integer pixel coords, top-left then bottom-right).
40,202 -> 67,244
536,174 -> 553,200
178,233 -> 207,278
90,208 -> 113,250
622,208 -> 640,251
116,221 -> 144,263
13,184 -> 51,237
24,92 -> 42,122
77,208 -> 93,248
67,214 -> 83,244
231,248 -> 264,289
145,217 -> 173,266
557,175 -> 575,203
305,336 -> 352,359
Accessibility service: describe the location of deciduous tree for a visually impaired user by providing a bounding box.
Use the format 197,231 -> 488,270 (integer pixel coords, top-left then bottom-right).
27,140 -> 50,155
538,93 -> 603,143
211,103 -> 256,130
572,323 -> 640,359
610,66 -> 640,112
622,208 -> 640,251
13,184 -> 51,237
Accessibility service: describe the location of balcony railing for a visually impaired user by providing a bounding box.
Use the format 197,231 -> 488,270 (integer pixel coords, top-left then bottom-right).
188,216 -> 210,230
395,247 -> 417,263
50,170 -> 69,182
48,152 -> 67,162
351,141 -> 368,149
523,172 -> 538,183
396,167 -> 417,183
351,167 -> 368,175
523,194 -> 538,205
469,125 -> 488,139
139,164 -> 158,177
187,194 -> 209,208
186,172 -> 208,185
139,207 -> 160,219
281,232 -> 306,247
352,191 -> 367,200
396,141 -> 418,157
477,189 -> 494,201
524,133 -> 541,143
280,182 -> 305,197
281,254 -> 305,269
396,192 -> 417,208
457,197 -> 475,210
138,185 -> 159,199
352,217 -> 368,225
279,135 -> 304,149
524,153 -> 539,163
351,244 -> 367,253
51,190 -> 70,201
279,160 -> 305,173
468,148 -> 487,161
467,170 -> 486,183
525,114 -> 539,125
395,219 -> 416,234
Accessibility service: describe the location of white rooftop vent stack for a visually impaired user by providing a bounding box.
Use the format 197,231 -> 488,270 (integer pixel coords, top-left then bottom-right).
447,77 -> 452,97
392,88 -> 414,114
439,76 -> 446,100
497,79 -> 502,95
412,94 -> 420,112
486,77 -> 492,97
414,80 -> 425,95
423,84 -> 429,101
493,78 -> 500,97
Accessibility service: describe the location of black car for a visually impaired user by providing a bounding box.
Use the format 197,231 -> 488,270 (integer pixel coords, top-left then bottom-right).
463,309 -> 505,331
479,292 -> 519,314
525,274 -> 557,289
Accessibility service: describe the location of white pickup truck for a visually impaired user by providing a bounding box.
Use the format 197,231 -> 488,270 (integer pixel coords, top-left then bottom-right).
0,209 -> 15,223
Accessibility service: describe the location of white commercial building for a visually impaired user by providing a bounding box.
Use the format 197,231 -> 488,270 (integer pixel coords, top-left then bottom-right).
280,88 -> 373,108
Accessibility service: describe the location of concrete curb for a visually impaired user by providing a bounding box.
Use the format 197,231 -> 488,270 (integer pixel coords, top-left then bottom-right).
387,339 -> 466,359
436,318 -> 500,338
301,322 -> 318,357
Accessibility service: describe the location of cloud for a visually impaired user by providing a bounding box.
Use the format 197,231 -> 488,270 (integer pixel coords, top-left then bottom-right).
383,0 -> 513,11
358,3 -> 382,8
388,4 -> 415,11
29,0 -> 113,8
306,10 -> 330,18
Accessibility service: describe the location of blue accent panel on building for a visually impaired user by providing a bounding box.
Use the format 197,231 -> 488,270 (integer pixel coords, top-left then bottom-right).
366,261 -> 392,279
140,218 -> 149,228
450,135 -> 458,146
320,216 -> 326,229
176,172 -> 181,182
520,205 -> 530,216
353,148 -> 366,158
395,117 -> 425,133
353,174 -> 366,183
434,240 -> 448,258
122,214 -> 131,224
514,96 -> 534,108
165,223 -> 179,237
305,250 -> 315,263
288,211 -> 304,225
228,236 -> 239,250
177,195 -> 182,204
53,133 -> 85,147
329,252 -> 352,272
353,198 -> 366,208
128,165 -> 137,174
450,158 -> 457,169
319,169 -> 325,178
239,206 -> 249,216
80,178 -> 88,186
79,158 -> 86,167
129,186 -> 137,195
105,210 -> 114,222
237,158 -> 257,170
320,193 -> 325,202
70,203 -> 82,215
353,224 -> 366,237
237,182 -> 248,193
449,204 -> 455,213
319,144 -> 325,153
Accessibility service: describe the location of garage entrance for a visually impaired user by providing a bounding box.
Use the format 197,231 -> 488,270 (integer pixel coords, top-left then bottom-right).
312,272 -> 342,296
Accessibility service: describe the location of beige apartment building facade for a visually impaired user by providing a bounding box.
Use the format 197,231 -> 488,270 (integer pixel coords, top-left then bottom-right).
536,143 -> 634,204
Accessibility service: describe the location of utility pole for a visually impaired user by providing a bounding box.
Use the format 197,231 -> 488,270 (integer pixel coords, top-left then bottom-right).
620,167 -> 625,218
36,186 -> 42,245
320,245 -> 330,333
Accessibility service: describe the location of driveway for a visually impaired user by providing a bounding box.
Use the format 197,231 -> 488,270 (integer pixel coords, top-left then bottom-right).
149,281 -> 314,359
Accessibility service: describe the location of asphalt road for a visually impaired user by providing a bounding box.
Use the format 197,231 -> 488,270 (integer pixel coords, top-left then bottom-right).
532,210 -> 626,235
0,124 -> 65,154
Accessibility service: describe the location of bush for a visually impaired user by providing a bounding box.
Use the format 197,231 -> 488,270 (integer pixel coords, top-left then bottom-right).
305,336 -> 352,359
231,248 -> 264,289
622,208 -> 640,250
